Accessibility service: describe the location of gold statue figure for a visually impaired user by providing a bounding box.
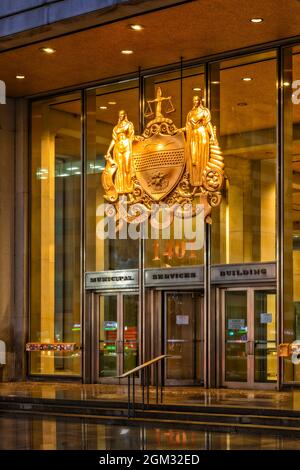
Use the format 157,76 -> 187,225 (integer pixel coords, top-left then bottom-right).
105,110 -> 135,194
145,86 -> 173,119
183,95 -> 216,187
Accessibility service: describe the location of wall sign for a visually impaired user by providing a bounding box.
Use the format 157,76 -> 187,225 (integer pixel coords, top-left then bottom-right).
260,313 -> 272,324
228,319 -> 245,330
85,270 -> 139,290
145,266 -> 204,287
176,315 -> 189,325
211,263 -> 276,284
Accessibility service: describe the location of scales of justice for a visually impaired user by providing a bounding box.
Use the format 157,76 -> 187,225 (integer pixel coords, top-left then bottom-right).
101,87 -> 224,223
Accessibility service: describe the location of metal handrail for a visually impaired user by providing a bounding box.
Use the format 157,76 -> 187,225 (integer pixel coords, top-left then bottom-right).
117,354 -> 171,418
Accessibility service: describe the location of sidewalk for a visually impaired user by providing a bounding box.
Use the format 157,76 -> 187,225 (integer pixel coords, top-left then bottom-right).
0,382 -> 299,411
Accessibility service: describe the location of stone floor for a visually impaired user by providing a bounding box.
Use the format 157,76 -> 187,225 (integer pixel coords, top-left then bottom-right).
0,381 -> 300,410
0,413 -> 300,450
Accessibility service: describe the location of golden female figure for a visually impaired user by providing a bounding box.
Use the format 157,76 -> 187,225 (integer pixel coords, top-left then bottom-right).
105,110 -> 135,194
184,96 -> 216,187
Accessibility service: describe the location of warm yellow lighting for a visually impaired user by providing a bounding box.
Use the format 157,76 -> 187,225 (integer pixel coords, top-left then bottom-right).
211,81 -> 220,85
16,74 -> 25,79
250,18 -> 263,23
283,81 -> 290,87
129,24 -> 144,31
108,101 -> 117,105
99,106 -> 108,110
193,87 -> 201,91
121,50 -> 133,55
40,47 -> 56,54
242,77 -> 253,81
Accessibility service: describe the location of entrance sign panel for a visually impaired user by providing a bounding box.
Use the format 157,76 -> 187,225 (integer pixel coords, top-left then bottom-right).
145,266 -> 204,287
212,263 -> 276,284
85,270 -> 138,290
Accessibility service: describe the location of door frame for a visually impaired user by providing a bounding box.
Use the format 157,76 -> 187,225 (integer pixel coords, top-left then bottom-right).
93,290 -> 140,384
221,286 -> 277,390
163,290 -> 204,386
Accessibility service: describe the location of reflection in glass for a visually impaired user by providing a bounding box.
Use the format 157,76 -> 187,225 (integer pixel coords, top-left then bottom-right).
30,93 -> 81,375
254,291 -> 277,382
144,67 -> 205,269
283,46 -> 300,382
99,296 -> 118,377
212,52 -> 277,265
225,291 -> 247,382
166,292 -> 203,383
123,295 -> 139,373
85,82 -> 140,272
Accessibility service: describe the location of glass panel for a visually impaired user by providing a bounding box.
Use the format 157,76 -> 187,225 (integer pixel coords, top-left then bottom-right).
166,292 -> 202,382
30,93 -> 81,376
283,46 -> 300,382
211,52 -> 277,264
144,66 -> 205,268
99,295 -> 118,377
225,291 -> 248,382
254,291 -> 277,382
123,295 -> 139,374
85,81 -> 140,272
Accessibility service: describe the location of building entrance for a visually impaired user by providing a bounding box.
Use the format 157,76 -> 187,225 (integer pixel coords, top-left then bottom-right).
96,292 -> 139,383
164,291 -> 204,385
221,287 -> 277,389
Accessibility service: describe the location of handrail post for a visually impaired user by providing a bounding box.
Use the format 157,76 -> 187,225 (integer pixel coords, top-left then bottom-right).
142,368 -> 145,409
128,375 -> 131,418
147,367 -> 150,405
132,374 -> 135,417
155,362 -> 159,404
160,360 -> 163,404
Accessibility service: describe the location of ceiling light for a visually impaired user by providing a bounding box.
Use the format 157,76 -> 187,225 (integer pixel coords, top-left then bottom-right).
108,101 -> 117,105
250,18 -> 263,23
283,81 -> 290,87
99,106 -> 108,110
193,87 -> 201,91
16,74 -> 25,79
121,50 -> 133,55
40,47 -> 56,54
129,24 -> 144,31
242,77 -> 253,81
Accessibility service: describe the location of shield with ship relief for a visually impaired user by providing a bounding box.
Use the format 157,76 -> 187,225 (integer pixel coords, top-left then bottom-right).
132,132 -> 186,202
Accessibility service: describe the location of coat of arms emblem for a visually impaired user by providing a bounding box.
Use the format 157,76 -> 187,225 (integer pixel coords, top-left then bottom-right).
101,87 -> 224,223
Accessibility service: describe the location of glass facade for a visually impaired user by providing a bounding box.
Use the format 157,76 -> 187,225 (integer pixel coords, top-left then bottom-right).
28,47 -> 300,386
30,93 -> 82,375
211,52 -> 277,264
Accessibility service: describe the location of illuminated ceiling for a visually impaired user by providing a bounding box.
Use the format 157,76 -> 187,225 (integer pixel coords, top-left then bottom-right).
2,0 -> 300,97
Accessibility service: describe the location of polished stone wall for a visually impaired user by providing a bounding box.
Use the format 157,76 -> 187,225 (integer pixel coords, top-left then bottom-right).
0,98 -> 28,381
0,98 -> 15,380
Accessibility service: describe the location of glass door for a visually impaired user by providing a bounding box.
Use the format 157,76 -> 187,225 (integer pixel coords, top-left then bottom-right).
164,291 -> 204,385
98,292 -> 139,383
222,288 -> 277,389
